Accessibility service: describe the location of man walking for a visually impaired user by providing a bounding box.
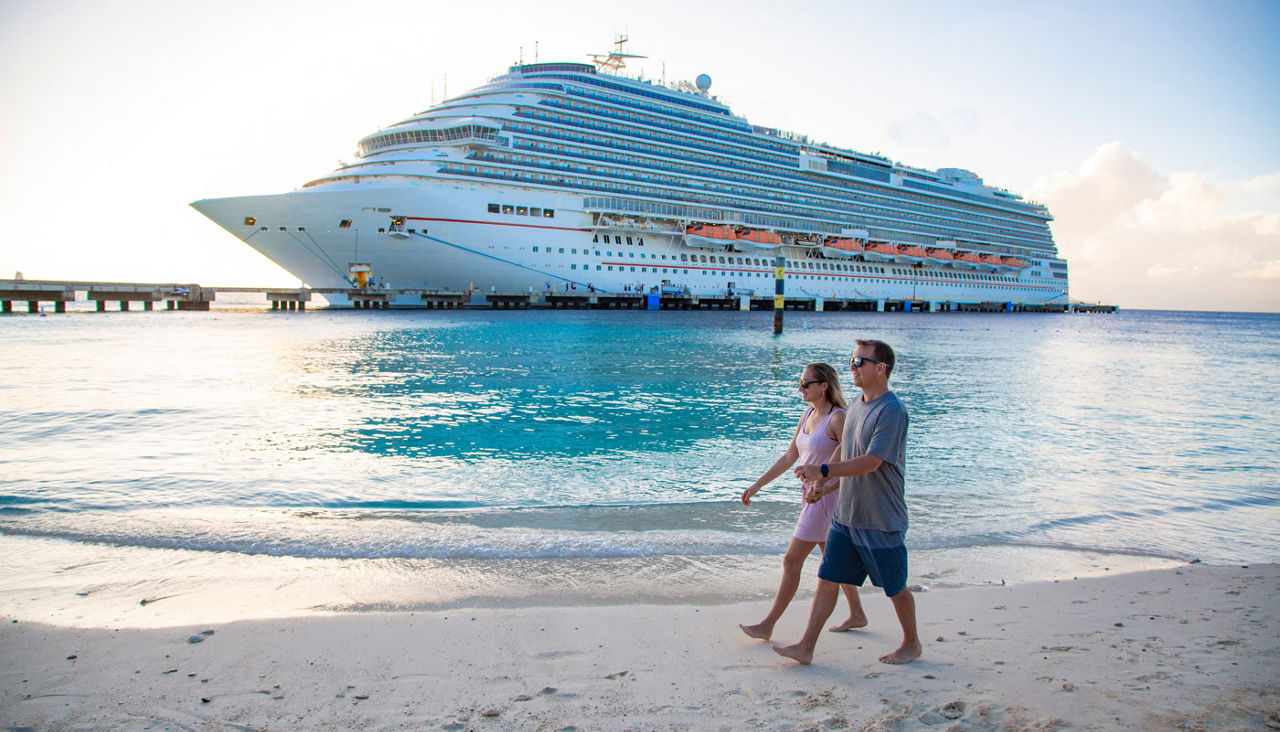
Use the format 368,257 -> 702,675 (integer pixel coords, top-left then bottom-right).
775,338 -> 921,665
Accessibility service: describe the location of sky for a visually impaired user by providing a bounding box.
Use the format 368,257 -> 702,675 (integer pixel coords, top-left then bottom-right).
1,0 -> 1277,311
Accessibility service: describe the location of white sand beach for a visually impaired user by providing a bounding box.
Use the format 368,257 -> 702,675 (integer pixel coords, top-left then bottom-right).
2,562 -> 1276,730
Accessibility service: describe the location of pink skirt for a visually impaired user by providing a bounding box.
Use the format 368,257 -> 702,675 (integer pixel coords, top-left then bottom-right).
793,485 -> 839,543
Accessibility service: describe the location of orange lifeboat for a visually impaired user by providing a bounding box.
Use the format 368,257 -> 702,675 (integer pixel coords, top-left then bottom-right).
896,245 -> 929,263
927,248 -> 954,262
822,238 -> 863,258
684,224 -> 738,247
954,251 -> 983,268
977,254 -> 1000,270
735,229 -> 782,249
1001,256 -> 1025,268
863,241 -> 899,261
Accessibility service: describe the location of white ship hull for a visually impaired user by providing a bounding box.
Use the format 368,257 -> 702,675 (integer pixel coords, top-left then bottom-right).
195,180 -> 1067,307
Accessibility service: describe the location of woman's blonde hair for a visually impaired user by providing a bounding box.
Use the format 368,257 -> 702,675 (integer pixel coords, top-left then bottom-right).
805,362 -> 848,410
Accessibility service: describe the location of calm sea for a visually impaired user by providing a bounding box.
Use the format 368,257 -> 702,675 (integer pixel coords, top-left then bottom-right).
1,302 -> 1277,617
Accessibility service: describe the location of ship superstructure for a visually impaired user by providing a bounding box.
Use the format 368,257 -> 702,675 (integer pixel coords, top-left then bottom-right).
192,45 -> 1069,307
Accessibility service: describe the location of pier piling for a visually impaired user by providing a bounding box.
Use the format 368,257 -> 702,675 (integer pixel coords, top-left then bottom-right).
773,255 -> 785,334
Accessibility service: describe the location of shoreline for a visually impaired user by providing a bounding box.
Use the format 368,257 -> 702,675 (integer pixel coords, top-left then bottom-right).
0,533 -> 1189,628
3,563 -> 1276,729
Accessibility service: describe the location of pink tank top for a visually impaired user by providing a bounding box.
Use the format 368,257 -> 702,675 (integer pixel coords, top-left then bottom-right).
792,406 -> 844,542
795,406 -> 843,467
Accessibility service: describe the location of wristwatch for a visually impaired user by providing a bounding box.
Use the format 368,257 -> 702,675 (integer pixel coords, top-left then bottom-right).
820,463 -> 829,478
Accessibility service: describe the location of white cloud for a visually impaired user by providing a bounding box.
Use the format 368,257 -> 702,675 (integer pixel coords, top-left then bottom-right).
1240,173 -> 1280,193
1253,213 -> 1280,236
1146,262 -> 1198,279
1030,143 -> 1280,312
1236,260 -> 1280,281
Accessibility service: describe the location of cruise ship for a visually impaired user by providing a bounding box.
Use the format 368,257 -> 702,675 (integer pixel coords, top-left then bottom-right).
192,44 -> 1069,309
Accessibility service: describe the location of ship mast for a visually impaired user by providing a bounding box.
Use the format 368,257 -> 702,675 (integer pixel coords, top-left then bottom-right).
588,34 -> 647,73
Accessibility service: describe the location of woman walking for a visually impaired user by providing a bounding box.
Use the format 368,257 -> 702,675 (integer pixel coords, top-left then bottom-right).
739,362 -> 866,640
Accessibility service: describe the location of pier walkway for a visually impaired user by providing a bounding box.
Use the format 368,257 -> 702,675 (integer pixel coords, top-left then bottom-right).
0,279 -> 1114,315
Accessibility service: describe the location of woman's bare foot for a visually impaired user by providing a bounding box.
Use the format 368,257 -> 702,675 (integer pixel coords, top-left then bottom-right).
739,622 -> 773,640
771,642 -> 814,665
827,612 -> 868,632
878,641 -> 922,664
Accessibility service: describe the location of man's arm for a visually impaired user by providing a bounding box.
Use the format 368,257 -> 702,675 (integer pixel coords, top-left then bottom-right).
796,454 -> 883,496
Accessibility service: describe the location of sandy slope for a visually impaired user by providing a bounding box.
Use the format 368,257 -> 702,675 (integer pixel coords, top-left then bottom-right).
2,563 -> 1277,730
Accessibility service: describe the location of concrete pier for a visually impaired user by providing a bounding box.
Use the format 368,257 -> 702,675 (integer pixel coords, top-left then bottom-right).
267,289 -> 311,311
0,279 -> 1115,316
1,280 -> 212,313
486,292 -> 536,309
0,284 -> 74,313
419,291 -> 468,309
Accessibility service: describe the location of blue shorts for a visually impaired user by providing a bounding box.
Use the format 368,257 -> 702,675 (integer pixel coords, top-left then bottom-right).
817,521 -> 909,597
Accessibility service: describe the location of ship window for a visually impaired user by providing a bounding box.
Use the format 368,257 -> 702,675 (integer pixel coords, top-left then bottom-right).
571,264 -> 576,270
377,208 -> 391,212
626,237 -> 633,245
531,208 -> 542,216
603,235 -> 611,243
378,228 -> 385,233
592,235 -> 598,243
638,238 -> 644,245
517,206 -> 528,215
544,209 -> 555,218
558,248 -> 565,253
681,254 -> 688,262
502,205 -> 514,214
243,216 -> 256,225
629,252 -> 635,258
488,203 -> 499,213
532,247 -> 539,252
340,220 -> 352,228
572,249 -> 578,254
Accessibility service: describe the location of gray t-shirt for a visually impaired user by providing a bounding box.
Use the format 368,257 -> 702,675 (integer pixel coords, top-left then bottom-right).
835,390 -> 909,532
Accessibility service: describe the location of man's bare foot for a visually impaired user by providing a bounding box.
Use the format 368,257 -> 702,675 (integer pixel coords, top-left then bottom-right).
878,641 -> 922,664
827,613 -> 868,632
771,642 -> 814,665
739,622 -> 773,640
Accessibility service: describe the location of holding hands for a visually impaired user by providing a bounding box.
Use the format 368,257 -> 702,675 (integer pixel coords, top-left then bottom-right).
796,463 -> 838,503
794,463 -> 822,484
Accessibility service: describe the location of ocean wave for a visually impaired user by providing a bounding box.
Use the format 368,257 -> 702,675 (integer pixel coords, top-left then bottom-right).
0,510 -> 789,560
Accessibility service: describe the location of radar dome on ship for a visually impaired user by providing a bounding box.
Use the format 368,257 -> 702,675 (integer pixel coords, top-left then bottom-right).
695,74 -> 712,92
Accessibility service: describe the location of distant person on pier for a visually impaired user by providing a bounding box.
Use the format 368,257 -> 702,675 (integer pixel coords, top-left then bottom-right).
738,362 -> 866,641
776,339 -> 921,666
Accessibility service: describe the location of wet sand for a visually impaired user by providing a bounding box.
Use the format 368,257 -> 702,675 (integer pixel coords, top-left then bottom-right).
2,562 -> 1276,730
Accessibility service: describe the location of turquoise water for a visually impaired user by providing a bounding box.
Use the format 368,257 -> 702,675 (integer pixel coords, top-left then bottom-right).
1,305 -> 1278,572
